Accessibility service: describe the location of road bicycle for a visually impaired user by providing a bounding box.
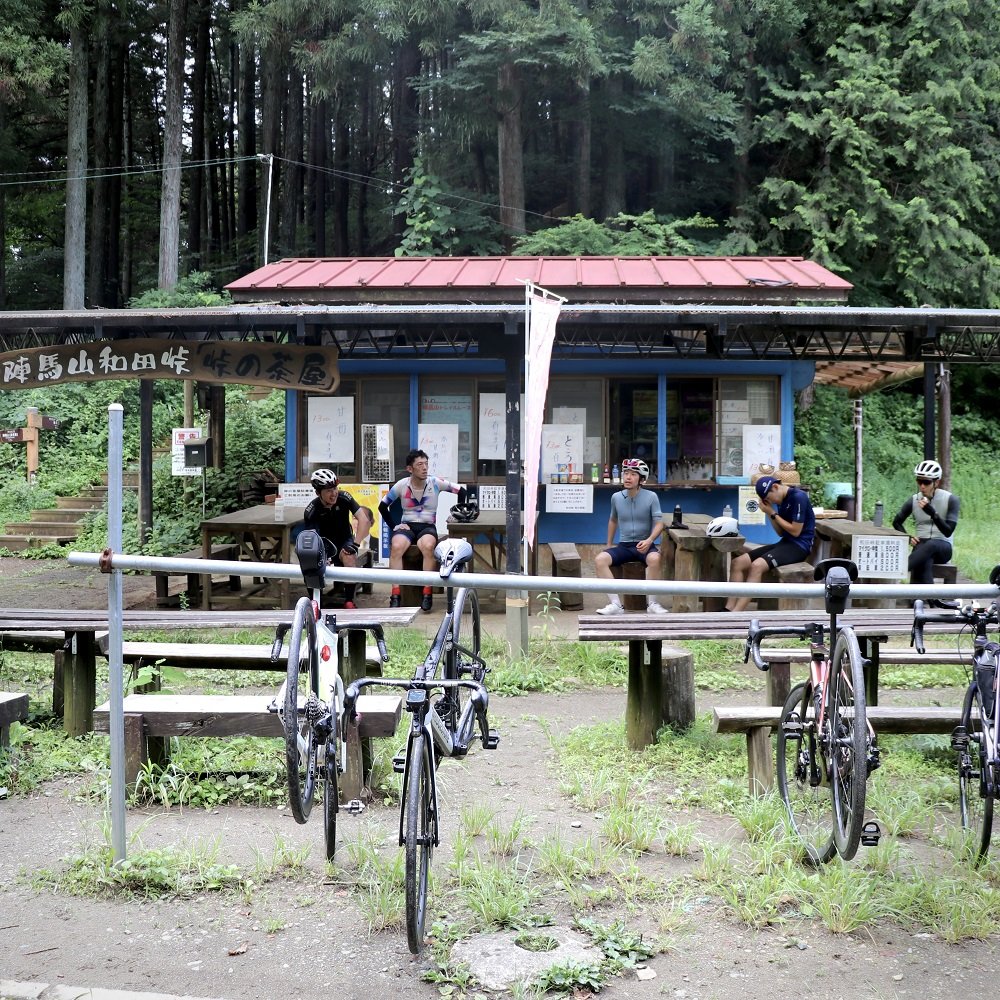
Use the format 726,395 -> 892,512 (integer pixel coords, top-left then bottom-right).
341,535 -> 499,953
744,558 -> 881,864
274,530 -> 499,953
911,566 -> 1000,864
271,529 -> 390,861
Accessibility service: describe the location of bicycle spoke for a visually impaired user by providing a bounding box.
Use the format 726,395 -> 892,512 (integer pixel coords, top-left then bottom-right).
777,680 -> 835,865
958,681 -> 994,864
828,629 -> 868,860
404,732 -> 435,954
284,597 -> 319,824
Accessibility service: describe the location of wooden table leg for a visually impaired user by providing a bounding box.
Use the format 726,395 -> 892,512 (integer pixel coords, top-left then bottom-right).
672,548 -> 704,613
63,630 -> 96,736
859,636 -> 881,707
201,529 -> 212,609
766,656 -> 791,708
626,640 -> 663,750
341,629 -> 371,801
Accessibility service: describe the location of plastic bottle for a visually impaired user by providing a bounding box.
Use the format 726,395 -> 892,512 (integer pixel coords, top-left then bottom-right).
873,501 -> 884,527
591,463 -> 599,483
722,503 -> 733,519
612,464 -> 621,483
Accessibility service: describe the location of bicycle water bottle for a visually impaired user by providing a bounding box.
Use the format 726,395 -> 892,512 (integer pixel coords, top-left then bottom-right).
873,501 -> 884,527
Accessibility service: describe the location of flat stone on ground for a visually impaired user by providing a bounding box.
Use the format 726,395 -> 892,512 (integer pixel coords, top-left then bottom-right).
451,926 -> 601,991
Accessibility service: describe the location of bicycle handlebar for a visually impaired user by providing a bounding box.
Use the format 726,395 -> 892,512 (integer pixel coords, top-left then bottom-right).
743,620 -> 826,673
910,599 -> 1000,655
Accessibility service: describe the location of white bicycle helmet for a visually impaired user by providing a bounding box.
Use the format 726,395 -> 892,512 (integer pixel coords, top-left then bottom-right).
310,468 -> 339,492
913,459 -> 942,480
706,515 -> 739,537
622,458 -> 649,481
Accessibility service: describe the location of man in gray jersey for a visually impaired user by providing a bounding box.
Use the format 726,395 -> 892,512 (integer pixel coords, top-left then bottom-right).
892,458 -> 960,607
595,458 -> 667,615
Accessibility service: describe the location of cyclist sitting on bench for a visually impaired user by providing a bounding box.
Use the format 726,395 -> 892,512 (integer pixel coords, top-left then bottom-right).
379,449 -> 468,613
725,475 -> 815,613
303,469 -> 373,609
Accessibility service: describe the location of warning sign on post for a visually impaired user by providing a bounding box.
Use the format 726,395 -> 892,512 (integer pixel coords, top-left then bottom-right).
851,535 -> 908,579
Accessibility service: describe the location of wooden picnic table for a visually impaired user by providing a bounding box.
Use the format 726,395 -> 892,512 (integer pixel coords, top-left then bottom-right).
0,607 -> 418,736
579,606 -> 969,749
661,512 -> 746,613
200,504 -> 305,610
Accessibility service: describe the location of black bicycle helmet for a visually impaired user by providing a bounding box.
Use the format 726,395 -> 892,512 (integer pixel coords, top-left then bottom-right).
449,501 -> 480,523
310,468 -> 339,492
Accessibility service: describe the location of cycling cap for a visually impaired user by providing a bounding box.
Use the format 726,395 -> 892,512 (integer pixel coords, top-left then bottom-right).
310,468 -> 339,491
913,459 -> 942,480
449,501 -> 480,523
754,476 -> 778,499
706,515 -> 739,537
622,458 -> 649,481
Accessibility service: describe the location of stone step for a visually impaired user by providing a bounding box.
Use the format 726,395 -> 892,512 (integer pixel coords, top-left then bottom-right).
3,521 -> 81,538
0,534 -> 75,550
30,508 -> 93,524
56,495 -> 105,510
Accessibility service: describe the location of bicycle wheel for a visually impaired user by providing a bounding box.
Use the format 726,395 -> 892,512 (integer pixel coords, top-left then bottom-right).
404,731 -> 436,954
447,587 -> 482,730
322,722 -> 340,861
776,680 -> 836,865
284,597 -> 320,824
827,629 -> 868,860
958,680 -> 993,863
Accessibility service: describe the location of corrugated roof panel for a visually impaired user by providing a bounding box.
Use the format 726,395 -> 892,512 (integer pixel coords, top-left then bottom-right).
226,255 -> 852,300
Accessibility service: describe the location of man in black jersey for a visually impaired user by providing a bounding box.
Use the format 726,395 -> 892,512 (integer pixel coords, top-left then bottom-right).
303,469 -> 373,608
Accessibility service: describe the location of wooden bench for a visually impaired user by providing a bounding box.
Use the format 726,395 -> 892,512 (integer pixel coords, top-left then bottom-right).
934,563 -> 958,584
0,692 -> 30,749
153,543 -> 242,608
94,692 -> 402,784
757,561 -> 817,611
713,704 -> 965,795
547,542 -> 583,611
611,561 -> 648,611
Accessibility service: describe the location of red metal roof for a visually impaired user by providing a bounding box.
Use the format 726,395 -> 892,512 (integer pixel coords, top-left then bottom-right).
227,256 -> 852,305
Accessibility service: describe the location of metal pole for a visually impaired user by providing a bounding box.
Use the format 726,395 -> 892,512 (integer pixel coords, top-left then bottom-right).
854,398 -> 863,517
107,403 -> 126,863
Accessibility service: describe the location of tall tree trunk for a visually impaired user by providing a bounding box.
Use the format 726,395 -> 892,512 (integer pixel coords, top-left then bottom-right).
391,37 -> 420,238
281,68 -> 304,253
64,23 -> 89,309
310,95 -> 328,255
237,37 -> 257,268
158,0 -> 188,289
497,60 -> 526,239
188,0 -> 211,269
332,102 -> 349,254
258,49 -> 283,265
569,76 -> 591,217
88,5 -> 112,305
600,76 -> 626,219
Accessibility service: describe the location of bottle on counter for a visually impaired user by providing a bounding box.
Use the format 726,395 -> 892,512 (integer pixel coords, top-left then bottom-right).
722,503 -> 733,519
603,463 -> 610,483
873,501 -> 884,527
612,464 -> 621,483
591,463 -> 599,483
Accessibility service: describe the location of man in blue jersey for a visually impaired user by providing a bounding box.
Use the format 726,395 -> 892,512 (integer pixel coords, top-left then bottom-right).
725,475 -> 815,613
595,458 -> 667,615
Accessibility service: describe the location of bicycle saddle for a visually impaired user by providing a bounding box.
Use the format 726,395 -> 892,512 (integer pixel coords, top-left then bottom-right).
435,538 -> 474,579
296,529 -> 331,591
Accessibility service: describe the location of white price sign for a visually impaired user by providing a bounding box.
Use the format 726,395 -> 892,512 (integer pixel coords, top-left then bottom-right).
851,535 -> 908,579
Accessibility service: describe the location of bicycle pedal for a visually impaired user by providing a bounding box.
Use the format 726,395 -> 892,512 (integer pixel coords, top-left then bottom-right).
860,820 -> 881,848
392,749 -> 407,773
781,715 -> 803,736
344,799 -> 366,815
951,726 -> 969,752
483,729 -> 500,750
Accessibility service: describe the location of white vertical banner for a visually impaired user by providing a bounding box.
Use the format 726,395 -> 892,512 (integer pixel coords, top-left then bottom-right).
523,284 -> 565,553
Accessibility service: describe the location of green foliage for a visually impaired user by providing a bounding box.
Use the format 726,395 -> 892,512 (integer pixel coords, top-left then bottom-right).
513,212 -> 721,257
127,272 -> 232,308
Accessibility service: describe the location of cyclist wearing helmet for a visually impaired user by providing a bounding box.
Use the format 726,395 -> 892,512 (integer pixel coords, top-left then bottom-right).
725,474 -> 816,613
303,470 -> 374,609
378,449 -> 468,612
892,458 -> 960,605
595,458 -> 667,615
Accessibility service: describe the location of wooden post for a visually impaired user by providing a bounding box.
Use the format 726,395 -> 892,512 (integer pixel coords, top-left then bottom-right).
341,629 -> 370,801
766,656 -> 791,708
24,408 -> 42,483
52,649 -> 65,719
746,727 -> 774,795
626,640 -> 663,749
672,536 -> 705,613
660,643 -> 695,730
62,630 -> 96,736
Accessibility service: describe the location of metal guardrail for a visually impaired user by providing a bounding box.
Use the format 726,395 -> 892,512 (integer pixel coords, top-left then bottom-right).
67,550 -> 999,603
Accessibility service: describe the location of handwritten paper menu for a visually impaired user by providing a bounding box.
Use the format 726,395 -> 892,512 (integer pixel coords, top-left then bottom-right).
418,423 -> 459,482
742,424 -> 781,478
308,396 -> 354,463
540,424 -> 583,479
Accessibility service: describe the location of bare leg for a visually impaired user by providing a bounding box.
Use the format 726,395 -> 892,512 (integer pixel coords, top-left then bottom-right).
728,556 -> 769,613
417,533 -> 438,572
595,550 -> 620,605
644,550 -> 662,606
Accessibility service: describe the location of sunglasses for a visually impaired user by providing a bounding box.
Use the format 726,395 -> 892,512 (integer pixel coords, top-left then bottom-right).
916,478 -> 934,486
